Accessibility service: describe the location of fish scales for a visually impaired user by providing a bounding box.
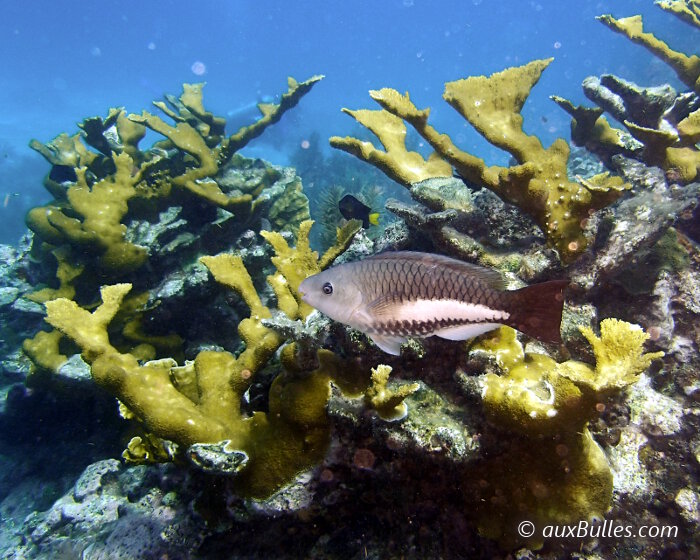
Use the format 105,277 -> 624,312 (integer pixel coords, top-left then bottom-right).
298,251 -> 567,356
364,262 -> 501,337
356,255 -> 500,309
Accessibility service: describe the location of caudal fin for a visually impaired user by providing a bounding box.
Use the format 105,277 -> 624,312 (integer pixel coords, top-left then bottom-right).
506,280 -> 568,343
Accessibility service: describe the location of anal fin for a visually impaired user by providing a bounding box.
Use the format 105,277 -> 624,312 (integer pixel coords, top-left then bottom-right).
434,323 -> 501,341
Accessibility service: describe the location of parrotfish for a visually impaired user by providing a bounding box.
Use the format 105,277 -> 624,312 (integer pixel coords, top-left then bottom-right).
338,194 -> 380,229
298,251 -> 567,355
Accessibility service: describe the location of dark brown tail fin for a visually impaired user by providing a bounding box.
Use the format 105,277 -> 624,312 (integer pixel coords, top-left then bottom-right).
506,280 -> 568,343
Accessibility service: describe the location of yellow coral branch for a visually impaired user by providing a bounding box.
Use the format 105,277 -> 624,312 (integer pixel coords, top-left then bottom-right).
319,220 -> 362,269
364,364 -> 419,421
656,0 -> 700,28
200,254 -> 267,318
223,75 -> 325,157
573,318 -> 665,392
472,318 -> 663,547
22,330 -> 67,372
330,105 -> 453,184
598,14 -> 700,92
45,283 -> 131,360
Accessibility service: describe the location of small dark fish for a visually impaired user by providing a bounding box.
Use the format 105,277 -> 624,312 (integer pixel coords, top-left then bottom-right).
338,194 -> 379,229
299,251 -> 567,355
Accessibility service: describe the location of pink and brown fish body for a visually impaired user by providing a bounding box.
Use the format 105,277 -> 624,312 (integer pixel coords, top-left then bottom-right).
298,251 -> 567,356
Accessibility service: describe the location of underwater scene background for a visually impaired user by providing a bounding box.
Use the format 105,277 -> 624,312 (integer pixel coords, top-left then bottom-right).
0,0 -> 698,558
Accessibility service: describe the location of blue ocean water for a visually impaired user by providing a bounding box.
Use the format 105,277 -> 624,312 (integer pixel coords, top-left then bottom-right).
0,0 -> 694,243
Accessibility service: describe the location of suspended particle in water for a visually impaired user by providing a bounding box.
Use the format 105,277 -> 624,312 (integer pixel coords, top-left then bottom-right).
553,41 -> 562,49
300,139 -> 311,149
191,61 -> 206,76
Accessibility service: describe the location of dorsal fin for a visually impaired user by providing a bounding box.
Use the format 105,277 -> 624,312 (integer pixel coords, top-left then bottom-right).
366,251 -> 506,290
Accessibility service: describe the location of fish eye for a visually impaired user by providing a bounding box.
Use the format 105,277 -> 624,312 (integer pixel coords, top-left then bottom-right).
322,282 -> 333,295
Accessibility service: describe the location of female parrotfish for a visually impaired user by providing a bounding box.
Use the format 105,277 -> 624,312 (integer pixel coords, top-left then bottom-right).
298,251 -> 567,355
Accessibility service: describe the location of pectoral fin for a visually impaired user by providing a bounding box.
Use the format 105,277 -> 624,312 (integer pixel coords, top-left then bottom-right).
366,294 -> 401,318
369,333 -> 406,355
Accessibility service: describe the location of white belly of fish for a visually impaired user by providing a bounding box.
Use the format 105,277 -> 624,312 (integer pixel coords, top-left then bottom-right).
392,299 -> 510,326
357,298 -> 510,355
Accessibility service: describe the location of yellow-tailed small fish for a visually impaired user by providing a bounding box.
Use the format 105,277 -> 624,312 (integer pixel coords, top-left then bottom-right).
338,194 -> 380,229
299,251 -> 567,355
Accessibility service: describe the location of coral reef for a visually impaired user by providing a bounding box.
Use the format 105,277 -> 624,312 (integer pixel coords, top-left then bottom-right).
26,75 -> 320,280
554,1 -> 700,182
15,76 -> 413,502
568,158 -> 700,290
460,320 -> 663,548
331,59 -> 630,262
38,219 -> 362,498
4,200 -> 699,559
385,176 -> 549,269
5,459 -> 203,558
21,77 -> 321,372
2,14 -> 699,559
